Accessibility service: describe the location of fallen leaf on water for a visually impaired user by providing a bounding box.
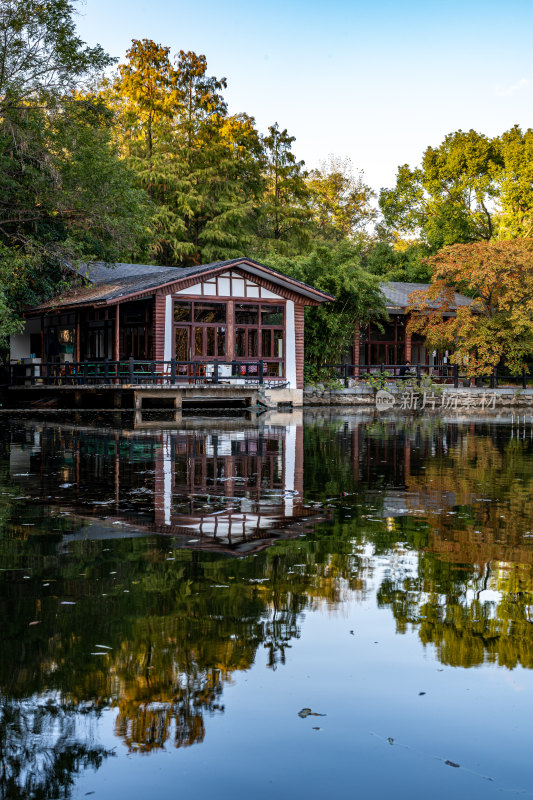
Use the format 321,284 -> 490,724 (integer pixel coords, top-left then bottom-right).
29,621 -> 40,626
312,727 -> 321,730
445,760 -> 460,768
298,708 -> 326,718
388,737 -> 394,745
419,692 -> 426,696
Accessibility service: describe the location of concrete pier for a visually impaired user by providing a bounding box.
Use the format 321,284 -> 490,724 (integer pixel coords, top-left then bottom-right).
5,382 -> 275,410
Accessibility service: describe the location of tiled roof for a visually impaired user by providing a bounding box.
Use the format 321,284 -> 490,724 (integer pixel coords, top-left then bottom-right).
30,258 -> 334,312
75,260 -> 242,285
380,281 -> 471,310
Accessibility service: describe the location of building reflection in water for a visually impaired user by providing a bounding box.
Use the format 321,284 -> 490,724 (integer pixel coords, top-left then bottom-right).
8,411 -> 323,554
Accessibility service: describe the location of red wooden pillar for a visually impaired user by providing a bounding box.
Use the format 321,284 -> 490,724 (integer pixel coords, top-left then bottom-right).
405,316 -> 412,363
294,304 -> 305,389
113,305 -> 120,362
226,300 -> 234,361
353,322 -> 360,378
75,311 -> 80,362
154,293 -> 166,363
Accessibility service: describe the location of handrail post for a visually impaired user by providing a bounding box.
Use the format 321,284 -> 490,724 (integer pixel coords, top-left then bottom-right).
490,368 -> 495,389
344,363 -> 349,388
454,364 -> 459,389
213,359 -> 219,384
494,365 -> 498,388
129,356 -> 134,384
83,360 -> 88,384
259,359 -> 264,385
416,364 -> 421,386
171,359 -> 176,384
151,360 -> 155,385
104,357 -> 109,385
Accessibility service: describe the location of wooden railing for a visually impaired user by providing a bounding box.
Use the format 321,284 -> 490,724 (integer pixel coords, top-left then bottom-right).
4,359 -> 532,389
305,363 -> 533,389
4,358 -> 286,387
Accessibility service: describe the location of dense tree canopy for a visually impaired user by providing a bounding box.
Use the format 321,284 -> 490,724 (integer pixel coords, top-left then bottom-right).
379,126 -> 533,250
0,1 -> 148,347
104,41 -> 265,266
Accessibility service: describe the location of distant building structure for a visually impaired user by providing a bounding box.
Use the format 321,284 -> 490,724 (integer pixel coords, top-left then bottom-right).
353,281 -> 472,369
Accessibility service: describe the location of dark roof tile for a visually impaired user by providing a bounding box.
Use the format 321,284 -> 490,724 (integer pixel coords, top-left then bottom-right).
380,281 -> 471,310
30,258 -> 333,312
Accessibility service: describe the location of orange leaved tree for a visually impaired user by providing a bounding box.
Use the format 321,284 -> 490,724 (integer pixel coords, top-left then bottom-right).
407,239 -> 533,377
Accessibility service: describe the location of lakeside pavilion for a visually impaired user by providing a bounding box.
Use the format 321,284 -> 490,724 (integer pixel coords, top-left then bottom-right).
9,257 -> 334,406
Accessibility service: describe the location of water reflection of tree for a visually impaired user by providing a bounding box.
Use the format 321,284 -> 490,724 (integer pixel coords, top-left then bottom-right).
0,698 -> 112,800
0,531 -> 365,758
376,427 -> 533,669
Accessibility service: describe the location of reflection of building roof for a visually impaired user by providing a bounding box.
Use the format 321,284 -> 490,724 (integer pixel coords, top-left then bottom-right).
28,258 -> 334,312
380,281 -> 472,312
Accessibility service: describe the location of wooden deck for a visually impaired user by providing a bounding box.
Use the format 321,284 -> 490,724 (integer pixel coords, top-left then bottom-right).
6,382 -> 264,410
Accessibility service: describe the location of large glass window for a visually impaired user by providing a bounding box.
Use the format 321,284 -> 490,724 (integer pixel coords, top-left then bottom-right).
194,303 -> 226,323
173,300 -> 227,360
261,306 -> 284,325
120,301 -> 153,360
174,302 -> 192,322
359,316 -> 405,366
235,304 -> 258,325
234,303 -> 284,374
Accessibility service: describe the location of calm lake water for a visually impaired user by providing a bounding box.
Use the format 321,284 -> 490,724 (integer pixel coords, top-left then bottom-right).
1,409 -> 533,799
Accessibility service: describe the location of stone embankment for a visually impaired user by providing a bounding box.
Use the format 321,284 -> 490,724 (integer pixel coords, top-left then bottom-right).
303,383 -> 533,411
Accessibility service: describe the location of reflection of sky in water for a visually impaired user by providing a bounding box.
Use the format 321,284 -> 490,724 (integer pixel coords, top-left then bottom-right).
2,412 -> 533,799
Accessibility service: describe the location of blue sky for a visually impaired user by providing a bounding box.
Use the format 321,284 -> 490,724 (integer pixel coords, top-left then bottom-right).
76,0 -> 533,192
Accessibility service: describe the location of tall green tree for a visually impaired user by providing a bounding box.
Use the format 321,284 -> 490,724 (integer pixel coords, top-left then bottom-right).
0,1 -> 148,348
254,123 -> 311,256
0,0 -> 110,112
106,43 -> 264,266
379,129 -> 502,248
171,50 -> 263,264
111,39 -> 177,200
498,125 -> 533,239
308,156 -> 376,242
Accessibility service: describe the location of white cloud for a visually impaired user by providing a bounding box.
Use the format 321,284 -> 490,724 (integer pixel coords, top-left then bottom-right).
494,78 -> 530,97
